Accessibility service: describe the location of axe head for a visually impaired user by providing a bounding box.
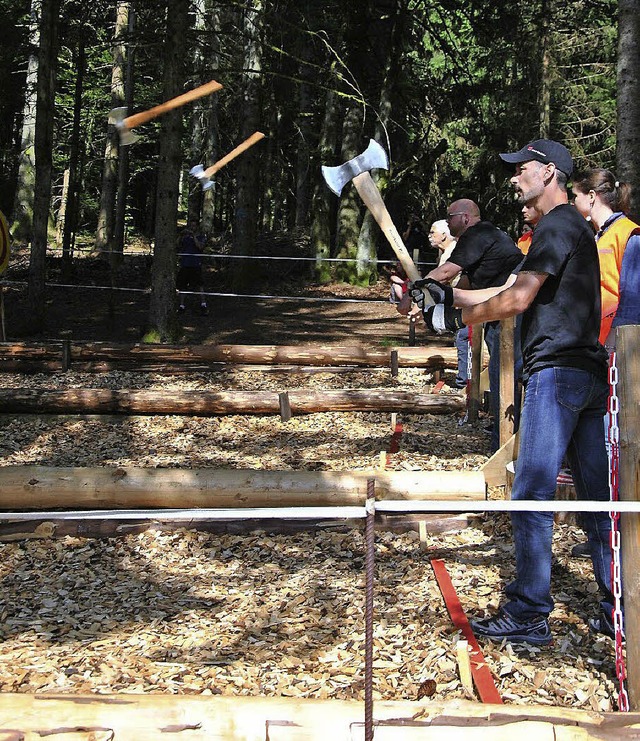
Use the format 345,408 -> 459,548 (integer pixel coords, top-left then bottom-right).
107,107 -> 139,146
189,164 -> 215,191
321,139 -> 388,196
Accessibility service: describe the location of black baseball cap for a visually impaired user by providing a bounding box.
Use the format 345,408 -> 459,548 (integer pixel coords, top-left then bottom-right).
499,139 -> 573,177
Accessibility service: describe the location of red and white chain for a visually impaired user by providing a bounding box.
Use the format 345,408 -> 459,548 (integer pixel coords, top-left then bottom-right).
608,351 -> 629,711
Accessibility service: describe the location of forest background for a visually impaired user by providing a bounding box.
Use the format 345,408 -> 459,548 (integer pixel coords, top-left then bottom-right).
0,0 -> 639,341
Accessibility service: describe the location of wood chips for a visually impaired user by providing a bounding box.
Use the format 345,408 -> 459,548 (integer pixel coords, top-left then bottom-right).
0,366 -> 622,710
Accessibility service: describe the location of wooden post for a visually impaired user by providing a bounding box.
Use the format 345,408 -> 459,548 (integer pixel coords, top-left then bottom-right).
617,325 -> 640,710
408,317 -> 416,346
390,349 -> 399,378
278,391 -> 292,422
61,339 -> 72,372
468,324 -> 483,421
498,317 -> 516,448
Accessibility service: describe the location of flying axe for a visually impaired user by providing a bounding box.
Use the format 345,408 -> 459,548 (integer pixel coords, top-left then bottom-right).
322,139 -> 431,302
190,131 -> 266,190
108,79 -> 223,145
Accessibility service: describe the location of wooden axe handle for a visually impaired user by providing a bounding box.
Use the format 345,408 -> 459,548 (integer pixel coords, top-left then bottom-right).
352,172 -> 432,301
124,79 -> 223,130
203,131 -> 266,178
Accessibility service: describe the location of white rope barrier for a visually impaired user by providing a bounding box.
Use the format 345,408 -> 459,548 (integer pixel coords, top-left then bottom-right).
0,280 -> 390,304
0,506 -> 368,522
2,498 -> 640,523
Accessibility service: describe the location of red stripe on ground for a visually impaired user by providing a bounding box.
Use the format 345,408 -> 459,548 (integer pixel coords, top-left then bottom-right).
386,422 -> 403,462
430,558 -> 503,704
432,380 -> 445,394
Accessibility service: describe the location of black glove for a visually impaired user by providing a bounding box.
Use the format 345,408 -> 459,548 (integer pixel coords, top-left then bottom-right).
424,304 -> 465,335
411,277 -> 454,306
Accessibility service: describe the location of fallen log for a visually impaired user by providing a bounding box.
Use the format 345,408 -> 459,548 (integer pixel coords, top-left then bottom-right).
0,694 -> 635,740
0,466 -> 486,510
0,388 -> 465,416
0,341 -> 463,373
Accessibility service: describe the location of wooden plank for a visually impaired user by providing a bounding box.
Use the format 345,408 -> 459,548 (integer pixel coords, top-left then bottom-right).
0,388 -> 466,416
0,694 -> 638,740
617,325 -> 640,710
430,559 -> 503,704
498,317 -> 516,447
468,325 -> 483,421
0,466 -> 487,510
479,433 -> 517,488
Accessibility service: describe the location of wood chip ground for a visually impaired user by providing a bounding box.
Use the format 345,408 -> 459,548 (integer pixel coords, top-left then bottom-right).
0,366 -> 621,709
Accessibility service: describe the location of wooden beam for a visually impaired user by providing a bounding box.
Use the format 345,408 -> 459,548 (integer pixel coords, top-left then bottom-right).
0,466 -> 486,510
0,341 -> 467,373
498,317 -> 516,447
617,325 -> 640,710
480,433 -> 517,488
0,388 -> 465,416
468,325 -> 483,421
0,694 -> 636,740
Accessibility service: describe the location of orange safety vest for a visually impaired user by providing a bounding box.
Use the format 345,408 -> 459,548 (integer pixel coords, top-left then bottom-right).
597,215 -> 640,344
517,231 -> 532,255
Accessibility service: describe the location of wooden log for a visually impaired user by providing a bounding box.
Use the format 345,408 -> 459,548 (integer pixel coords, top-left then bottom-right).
0,513 -> 470,541
480,433 -> 516,488
617,325 -> 640,710
0,466 -> 487,510
0,694 -> 637,740
0,341 -> 464,372
0,388 -> 465,416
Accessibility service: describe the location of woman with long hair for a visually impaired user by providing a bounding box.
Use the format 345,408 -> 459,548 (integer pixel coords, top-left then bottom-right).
572,169 -> 640,348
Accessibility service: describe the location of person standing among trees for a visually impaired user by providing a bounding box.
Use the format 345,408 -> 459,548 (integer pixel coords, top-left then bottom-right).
419,139 -> 616,643
177,226 -> 208,315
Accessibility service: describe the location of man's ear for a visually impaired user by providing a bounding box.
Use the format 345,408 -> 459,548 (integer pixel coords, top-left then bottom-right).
544,163 -> 556,185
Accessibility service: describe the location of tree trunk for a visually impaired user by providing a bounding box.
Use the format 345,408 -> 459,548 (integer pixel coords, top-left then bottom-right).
147,0 -> 190,342
185,0 -> 207,229
61,38 -> 86,282
334,104 -> 364,282
311,86 -> 340,283
232,0 -> 263,290
11,0 -> 41,242
617,0 -> 640,221
199,0 -> 222,238
0,387 -> 465,416
537,0 -> 552,138
112,4 -> 135,258
27,0 -> 60,333
96,1 -> 130,260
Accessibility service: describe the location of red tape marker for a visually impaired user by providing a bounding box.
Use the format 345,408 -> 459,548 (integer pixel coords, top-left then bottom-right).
430,558 -> 503,704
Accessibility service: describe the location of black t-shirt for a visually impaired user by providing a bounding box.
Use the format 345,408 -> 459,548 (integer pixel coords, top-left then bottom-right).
448,221 -> 522,289
519,203 -> 608,381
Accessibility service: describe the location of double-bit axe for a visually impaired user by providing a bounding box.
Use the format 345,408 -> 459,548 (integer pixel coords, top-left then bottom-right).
189,131 -> 266,190
322,139 -> 432,303
108,79 -> 223,145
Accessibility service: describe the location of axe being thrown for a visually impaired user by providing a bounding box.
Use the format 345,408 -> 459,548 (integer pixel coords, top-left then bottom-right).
190,131 -> 266,191
321,139 -> 432,304
108,79 -> 223,145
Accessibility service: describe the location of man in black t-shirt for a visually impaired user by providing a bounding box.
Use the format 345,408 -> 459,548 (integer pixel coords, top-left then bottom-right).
422,198 -> 523,451
421,139 -> 614,645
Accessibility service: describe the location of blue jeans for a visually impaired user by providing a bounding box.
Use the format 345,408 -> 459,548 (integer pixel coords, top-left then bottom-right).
454,326 -> 469,386
504,366 -> 613,621
484,320 -> 523,452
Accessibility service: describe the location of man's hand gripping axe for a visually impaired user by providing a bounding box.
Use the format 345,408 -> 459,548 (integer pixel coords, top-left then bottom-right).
321,139 -> 432,304
190,131 -> 265,190
108,79 -> 223,145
